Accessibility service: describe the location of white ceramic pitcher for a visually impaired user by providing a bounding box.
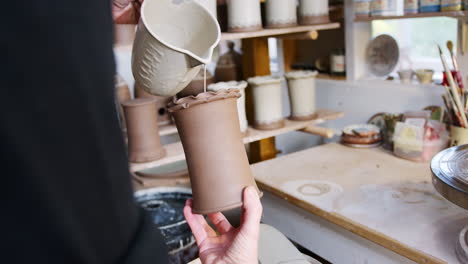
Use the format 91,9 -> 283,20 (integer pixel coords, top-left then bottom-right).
132,0 -> 221,97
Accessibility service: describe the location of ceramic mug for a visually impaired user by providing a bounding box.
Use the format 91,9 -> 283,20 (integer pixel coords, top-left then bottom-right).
208,81 -> 249,134
248,75 -> 285,130
415,69 -> 434,84
227,0 -> 263,32
265,0 -> 297,28
298,0 -> 330,25
285,71 -> 318,121
132,0 -> 220,97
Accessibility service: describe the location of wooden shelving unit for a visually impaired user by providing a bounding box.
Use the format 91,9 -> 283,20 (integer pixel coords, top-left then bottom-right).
221,23 -> 340,41
129,109 -> 344,173
355,10 -> 468,22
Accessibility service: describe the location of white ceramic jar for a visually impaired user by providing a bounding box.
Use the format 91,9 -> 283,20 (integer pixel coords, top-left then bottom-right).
194,0 -> 217,19
285,71 -> 318,121
265,0 -> 297,28
247,75 -> 284,130
298,0 -> 330,25
208,81 -> 249,134
227,0 -> 262,32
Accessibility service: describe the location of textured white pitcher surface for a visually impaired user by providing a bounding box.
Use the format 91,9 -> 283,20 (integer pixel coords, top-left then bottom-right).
132,0 -> 221,97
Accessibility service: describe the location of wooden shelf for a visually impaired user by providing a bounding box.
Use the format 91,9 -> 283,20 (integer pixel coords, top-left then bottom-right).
129,109 -> 344,172
221,23 -> 341,41
355,10 -> 468,22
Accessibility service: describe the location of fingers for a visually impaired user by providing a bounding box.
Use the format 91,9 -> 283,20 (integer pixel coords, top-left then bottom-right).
183,199 -> 217,246
239,186 -> 263,235
208,212 -> 234,234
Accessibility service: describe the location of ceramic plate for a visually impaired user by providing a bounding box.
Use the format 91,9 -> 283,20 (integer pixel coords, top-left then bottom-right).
366,34 -> 399,77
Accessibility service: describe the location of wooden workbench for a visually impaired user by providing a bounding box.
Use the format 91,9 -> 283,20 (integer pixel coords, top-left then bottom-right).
252,143 -> 468,264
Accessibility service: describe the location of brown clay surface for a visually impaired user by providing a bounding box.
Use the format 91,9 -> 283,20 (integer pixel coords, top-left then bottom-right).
299,15 -> 330,25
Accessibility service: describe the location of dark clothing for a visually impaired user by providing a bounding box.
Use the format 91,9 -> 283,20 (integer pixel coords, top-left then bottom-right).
1,0 -> 168,263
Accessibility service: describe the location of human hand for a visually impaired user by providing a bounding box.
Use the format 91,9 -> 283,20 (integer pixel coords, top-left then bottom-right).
112,0 -> 143,24
184,186 -> 262,264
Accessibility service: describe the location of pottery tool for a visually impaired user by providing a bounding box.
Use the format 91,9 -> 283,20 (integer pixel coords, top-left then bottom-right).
447,40 -> 459,71
441,94 -> 454,125
438,45 -> 467,127
444,84 -> 465,127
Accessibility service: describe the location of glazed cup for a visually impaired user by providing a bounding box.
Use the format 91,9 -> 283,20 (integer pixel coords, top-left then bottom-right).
208,81 -> 249,134
398,70 -> 414,84
285,71 -> 318,121
298,0 -> 330,25
227,0 -> 262,32
169,89 -> 262,214
265,0 -> 298,28
247,75 -> 285,130
132,0 -> 220,96
415,69 -> 434,84
122,98 -> 166,163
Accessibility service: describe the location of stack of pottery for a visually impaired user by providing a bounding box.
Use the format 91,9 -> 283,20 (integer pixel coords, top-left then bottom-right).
227,0 -> 262,32
415,69 -> 434,84
265,0 -> 298,28
177,70 -> 215,98
168,90 -> 262,214
208,81 -> 249,134
215,42 -> 243,82
285,71 -> 318,121
298,0 -> 330,25
115,75 -> 132,131
122,98 -> 166,163
134,84 -> 173,126
247,75 -> 285,130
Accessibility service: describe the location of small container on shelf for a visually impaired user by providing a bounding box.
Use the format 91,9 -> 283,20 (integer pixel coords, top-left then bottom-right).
415,69 -> 434,84
404,0 -> 419,14
370,0 -> 404,16
285,70 -> 318,121
355,0 -> 371,18
398,69 -> 414,83
330,49 -> 346,76
227,0 -> 262,32
247,75 -> 285,130
265,0 -> 298,28
441,0 -> 463,11
298,0 -> 330,25
419,0 -> 441,12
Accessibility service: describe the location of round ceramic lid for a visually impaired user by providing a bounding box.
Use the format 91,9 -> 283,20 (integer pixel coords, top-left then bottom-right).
366,34 -> 399,77
431,145 -> 468,209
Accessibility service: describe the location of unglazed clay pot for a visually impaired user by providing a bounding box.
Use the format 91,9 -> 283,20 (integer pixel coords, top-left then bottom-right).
285,71 -> 318,121
122,98 -> 166,163
298,0 -> 330,25
134,84 -> 173,126
208,81 -> 249,134
115,75 -> 132,130
247,75 -> 285,130
177,70 -> 215,98
114,24 -> 137,47
227,0 -> 262,32
215,41 -> 243,82
265,0 -> 298,28
168,90 -> 262,214
132,0 -> 220,97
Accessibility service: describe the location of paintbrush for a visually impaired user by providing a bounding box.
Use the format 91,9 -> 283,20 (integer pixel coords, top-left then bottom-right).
444,87 -> 464,126
438,45 -> 467,127
447,41 -> 459,71
442,94 -> 455,125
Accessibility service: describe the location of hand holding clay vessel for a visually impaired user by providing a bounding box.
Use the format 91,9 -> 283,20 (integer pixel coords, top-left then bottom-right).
285,71 -> 318,121
298,0 -> 330,25
227,0 -> 262,32
265,0 -> 298,28
247,75 -> 285,130
208,81 -> 249,134
177,70 -> 215,98
132,0 -> 220,97
123,98 -> 166,163
168,89 -> 261,214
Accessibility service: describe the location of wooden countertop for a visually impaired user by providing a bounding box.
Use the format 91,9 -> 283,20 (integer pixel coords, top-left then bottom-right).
252,143 -> 468,264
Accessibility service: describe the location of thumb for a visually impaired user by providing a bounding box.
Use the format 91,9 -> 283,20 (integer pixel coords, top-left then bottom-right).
239,186 -> 263,236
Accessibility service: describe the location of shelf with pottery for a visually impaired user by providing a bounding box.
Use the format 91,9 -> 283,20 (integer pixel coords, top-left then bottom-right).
354,10 -> 468,22
128,109 -> 344,173
220,22 -> 341,41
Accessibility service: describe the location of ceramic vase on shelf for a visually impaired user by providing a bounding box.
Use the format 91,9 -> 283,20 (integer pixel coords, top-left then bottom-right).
115,75 -> 132,131
285,71 -> 318,121
122,98 -> 166,163
265,0 -> 297,28
168,90 -> 262,214
208,81 -> 249,134
227,0 -> 262,32
134,84 -> 173,126
215,41 -> 243,82
247,75 -> 285,130
298,0 -> 330,25
177,70 -> 215,98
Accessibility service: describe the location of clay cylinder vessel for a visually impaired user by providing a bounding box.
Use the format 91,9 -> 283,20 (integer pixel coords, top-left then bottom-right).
177,70 -> 215,98
298,0 -> 330,25
265,0 -> 298,28
134,84 -> 173,126
208,81 -> 249,134
115,75 -> 132,130
122,98 -> 166,163
285,70 -> 318,121
227,0 -> 262,32
168,89 -> 261,214
247,75 -> 285,130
